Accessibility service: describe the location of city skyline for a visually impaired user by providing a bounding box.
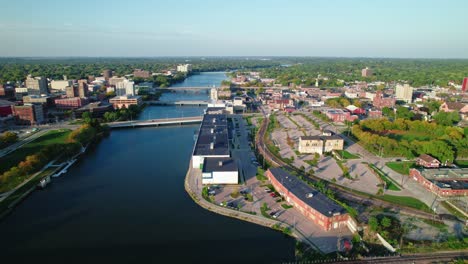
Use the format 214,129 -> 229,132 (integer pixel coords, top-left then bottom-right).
2,0 -> 468,58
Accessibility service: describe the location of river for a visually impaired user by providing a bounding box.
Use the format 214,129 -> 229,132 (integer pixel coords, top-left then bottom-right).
0,72 -> 295,263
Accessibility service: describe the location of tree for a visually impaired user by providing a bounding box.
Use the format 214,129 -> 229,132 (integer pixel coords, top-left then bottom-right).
381,216 -> 392,228
82,112 -> 92,124
396,106 -> 414,120
433,111 -> 460,126
382,107 -> 393,118
369,216 -> 379,231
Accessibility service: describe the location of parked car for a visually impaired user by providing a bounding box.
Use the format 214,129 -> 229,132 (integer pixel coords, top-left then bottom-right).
269,211 -> 276,216
273,212 -> 281,218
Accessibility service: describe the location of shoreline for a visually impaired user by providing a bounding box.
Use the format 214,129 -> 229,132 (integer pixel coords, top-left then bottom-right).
183,162 -> 325,253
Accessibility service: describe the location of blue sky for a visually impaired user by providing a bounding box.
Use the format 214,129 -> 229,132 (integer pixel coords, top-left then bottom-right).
1,0 -> 467,57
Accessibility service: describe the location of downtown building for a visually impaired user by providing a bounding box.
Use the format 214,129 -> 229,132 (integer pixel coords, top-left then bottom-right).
373,91 -> 395,109
11,103 -> 44,125
25,75 -> 48,96
409,168 -> 468,197
266,168 -> 356,232
177,64 -> 192,73
298,131 -> 344,155
192,109 -> 238,184
395,84 -> 413,103
109,95 -> 142,109
361,67 -> 373,77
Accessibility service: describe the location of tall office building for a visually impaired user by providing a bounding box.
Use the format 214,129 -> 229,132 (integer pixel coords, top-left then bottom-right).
462,77 -> 468,93
395,84 -> 413,103
11,103 -> 44,125
65,86 -> 77,98
102,69 -> 113,80
361,67 -> 373,77
78,80 -> 88,98
116,79 -> 135,96
25,75 -> 48,96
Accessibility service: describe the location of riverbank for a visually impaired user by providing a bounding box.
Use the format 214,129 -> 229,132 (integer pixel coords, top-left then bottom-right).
0,122 -> 109,219
183,160 -> 325,253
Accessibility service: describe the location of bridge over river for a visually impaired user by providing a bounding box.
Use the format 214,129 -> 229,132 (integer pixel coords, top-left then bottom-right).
108,116 -> 203,128
147,100 -> 210,106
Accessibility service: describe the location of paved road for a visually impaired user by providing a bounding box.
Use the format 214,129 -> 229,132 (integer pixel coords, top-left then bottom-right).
301,110 -> 451,215
0,129 -> 49,158
256,110 -> 442,221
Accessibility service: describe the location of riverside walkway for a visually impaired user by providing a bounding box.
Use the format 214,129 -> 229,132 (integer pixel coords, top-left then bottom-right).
183,161 -> 324,253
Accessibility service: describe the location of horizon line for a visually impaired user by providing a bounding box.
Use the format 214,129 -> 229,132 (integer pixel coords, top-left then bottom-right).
1,55 -> 468,60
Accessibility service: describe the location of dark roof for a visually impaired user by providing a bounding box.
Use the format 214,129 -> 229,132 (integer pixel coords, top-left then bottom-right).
300,135 -> 343,141
193,113 -> 229,156
0,99 -> 15,107
325,135 -> 343,141
268,168 -> 346,217
203,157 -> 238,172
300,136 -> 323,141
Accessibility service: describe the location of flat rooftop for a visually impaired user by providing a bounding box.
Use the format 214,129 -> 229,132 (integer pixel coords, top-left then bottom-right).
203,157 -> 238,172
417,168 -> 468,190
300,135 -> 343,141
193,114 -> 229,156
269,168 -> 346,217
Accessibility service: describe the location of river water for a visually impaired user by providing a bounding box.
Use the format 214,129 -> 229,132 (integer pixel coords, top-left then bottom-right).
0,72 -> 295,263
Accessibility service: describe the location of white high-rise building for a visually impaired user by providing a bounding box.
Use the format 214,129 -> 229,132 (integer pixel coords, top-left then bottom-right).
395,84 -> 413,103
116,79 -> 135,96
177,64 -> 192,73
210,88 -> 218,101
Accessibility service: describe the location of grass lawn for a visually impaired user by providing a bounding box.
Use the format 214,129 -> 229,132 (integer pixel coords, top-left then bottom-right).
368,164 -> 401,191
338,150 -> 360,159
0,129 -> 71,174
454,160 -> 468,168
386,161 -> 417,175
381,195 -> 432,212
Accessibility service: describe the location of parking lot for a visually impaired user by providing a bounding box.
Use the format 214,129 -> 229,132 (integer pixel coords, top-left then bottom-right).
209,173 -> 352,253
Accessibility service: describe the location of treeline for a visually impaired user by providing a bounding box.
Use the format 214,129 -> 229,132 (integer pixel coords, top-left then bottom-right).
102,104 -> 144,122
258,58 -> 468,87
0,57 -> 282,83
352,118 -> 468,161
0,132 -> 18,149
0,142 -> 80,192
0,119 -> 110,192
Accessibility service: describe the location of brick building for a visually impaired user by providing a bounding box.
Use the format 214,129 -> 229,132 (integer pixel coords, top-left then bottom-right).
133,69 -> 151,79
11,103 -> 44,125
0,99 -> 14,117
109,95 -> 142,109
409,168 -> 468,197
55,97 -> 88,110
416,154 -> 441,168
266,168 -> 355,232
324,109 -> 358,123
373,91 -> 395,109
367,109 -> 382,119
361,67 -> 373,77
